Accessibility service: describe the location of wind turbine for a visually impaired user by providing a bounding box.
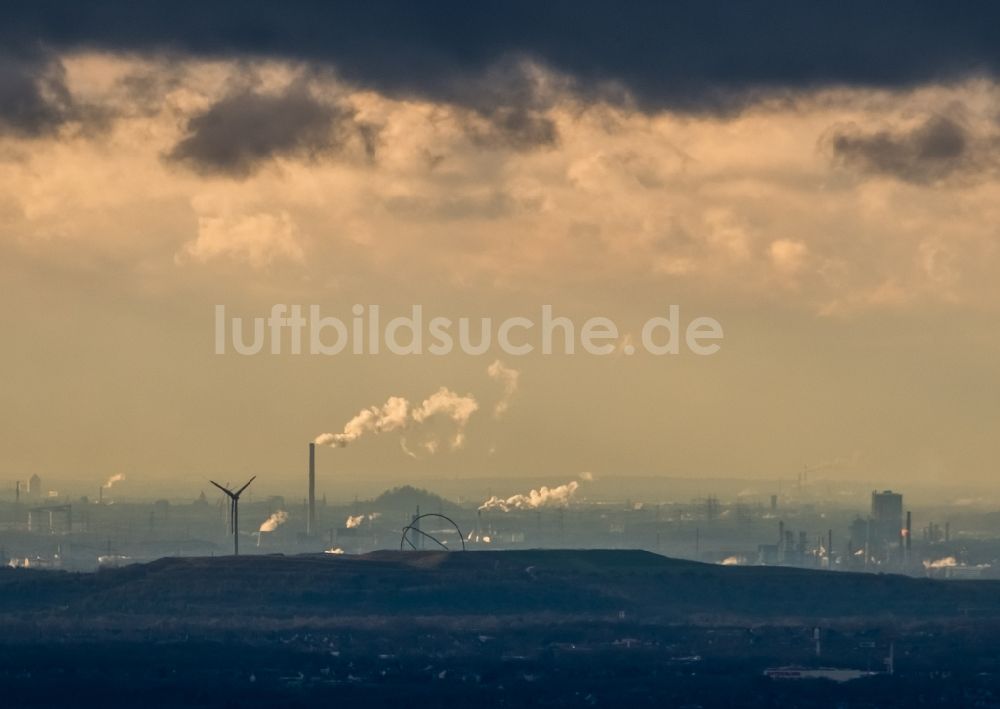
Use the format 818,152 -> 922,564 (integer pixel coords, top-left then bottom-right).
210,476 -> 256,556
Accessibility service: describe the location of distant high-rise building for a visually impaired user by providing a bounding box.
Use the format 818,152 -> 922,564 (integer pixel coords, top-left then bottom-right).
871,490 -> 903,547
28,474 -> 42,498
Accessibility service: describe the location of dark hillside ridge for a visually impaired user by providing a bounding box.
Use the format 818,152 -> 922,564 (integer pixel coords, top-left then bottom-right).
0,549 -> 996,621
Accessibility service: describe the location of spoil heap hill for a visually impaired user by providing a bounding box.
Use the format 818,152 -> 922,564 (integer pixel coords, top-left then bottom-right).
1,549 -> 998,621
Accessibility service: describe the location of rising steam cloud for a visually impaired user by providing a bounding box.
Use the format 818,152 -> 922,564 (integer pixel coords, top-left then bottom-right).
479,481 -> 580,512
103,474 -> 126,489
487,359 -> 520,417
315,396 -> 410,447
315,387 -> 478,454
411,387 -> 480,450
259,510 -> 288,532
345,512 -> 380,528
923,556 -> 958,569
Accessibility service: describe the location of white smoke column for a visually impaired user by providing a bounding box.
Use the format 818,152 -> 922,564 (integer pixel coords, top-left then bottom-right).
345,512 -> 381,528
479,481 -> 580,512
259,510 -> 288,532
316,388 -> 477,451
315,396 -> 410,447
487,360 -> 520,417
923,556 -> 958,569
411,387 -> 479,449
400,439 -> 418,459
103,474 -> 126,489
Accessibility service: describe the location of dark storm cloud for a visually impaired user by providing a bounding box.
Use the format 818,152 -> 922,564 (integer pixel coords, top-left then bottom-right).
3,1 -> 1000,113
465,106 -> 559,151
166,84 -> 368,177
0,52 -> 76,137
829,116 -> 984,183
457,59 -> 561,150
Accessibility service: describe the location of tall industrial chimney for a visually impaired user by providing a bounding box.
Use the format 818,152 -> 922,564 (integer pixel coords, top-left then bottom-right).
307,442 -> 316,536
906,510 -> 912,554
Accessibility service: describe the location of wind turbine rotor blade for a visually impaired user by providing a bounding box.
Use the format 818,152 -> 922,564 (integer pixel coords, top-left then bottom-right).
209,480 -> 235,497
234,476 -> 257,497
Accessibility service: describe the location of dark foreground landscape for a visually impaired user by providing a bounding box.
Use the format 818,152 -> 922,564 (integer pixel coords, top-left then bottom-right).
4,550 -> 1000,707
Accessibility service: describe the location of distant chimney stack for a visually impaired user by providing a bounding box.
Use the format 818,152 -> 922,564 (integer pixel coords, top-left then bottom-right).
307,443 -> 316,536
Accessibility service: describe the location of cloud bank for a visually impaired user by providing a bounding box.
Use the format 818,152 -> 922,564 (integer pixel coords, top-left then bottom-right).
5,2 -> 1000,114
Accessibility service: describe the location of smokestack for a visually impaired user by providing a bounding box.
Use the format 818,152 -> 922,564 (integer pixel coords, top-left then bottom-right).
307,443 -> 316,536
906,510 -> 912,553
412,506 -> 422,550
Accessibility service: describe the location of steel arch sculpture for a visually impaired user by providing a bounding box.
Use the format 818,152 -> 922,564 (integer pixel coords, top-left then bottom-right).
400,513 -> 466,552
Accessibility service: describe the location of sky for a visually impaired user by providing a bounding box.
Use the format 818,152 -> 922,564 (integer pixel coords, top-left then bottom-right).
2,3 -> 1000,498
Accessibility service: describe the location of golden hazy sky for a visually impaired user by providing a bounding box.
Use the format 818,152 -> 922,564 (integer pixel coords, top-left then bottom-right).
3,52 -> 1000,495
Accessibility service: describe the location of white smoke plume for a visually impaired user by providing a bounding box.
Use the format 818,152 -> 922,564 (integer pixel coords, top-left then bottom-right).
923,556 -> 958,569
487,359 -> 520,417
259,510 -> 288,532
578,471 -> 594,482
315,396 -> 410,447
951,497 -> 993,507
345,513 -> 380,528
400,439 -> 419,459
479,481 -> 580,512
103,474 -> 126,489
720,556 -> 741,566
345,512 -> 382,528
316,387 -> 478,453
411,387 -> 479,448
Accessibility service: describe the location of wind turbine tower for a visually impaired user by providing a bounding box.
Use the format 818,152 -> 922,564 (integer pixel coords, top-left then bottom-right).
210,477 -> 256,556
